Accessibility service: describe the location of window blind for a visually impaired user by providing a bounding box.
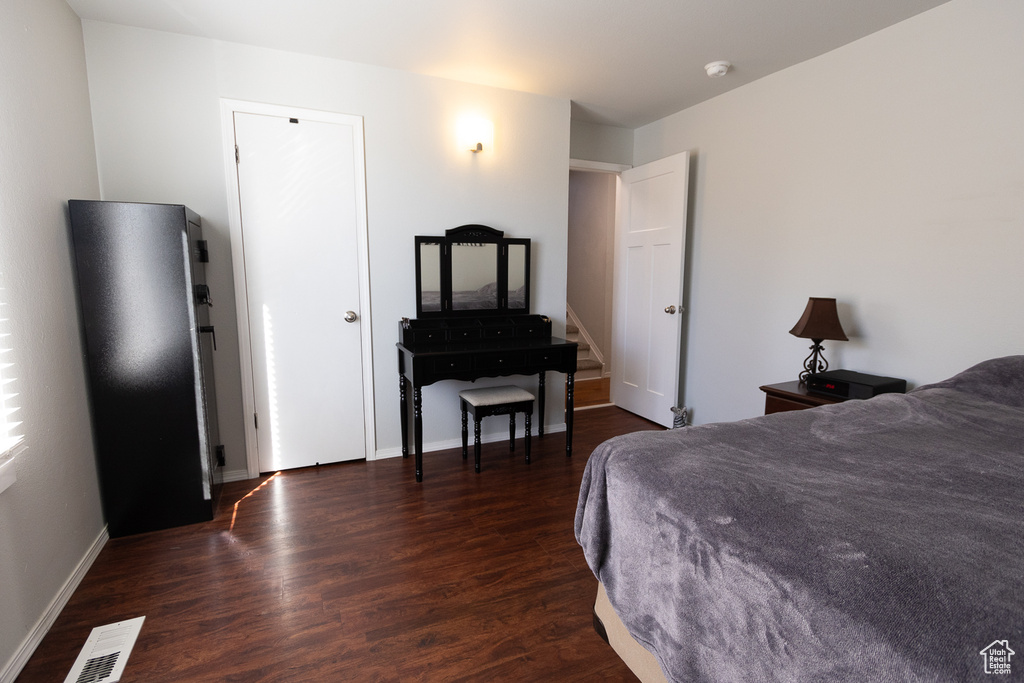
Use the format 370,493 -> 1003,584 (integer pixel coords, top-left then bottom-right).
0,282 -> 22,455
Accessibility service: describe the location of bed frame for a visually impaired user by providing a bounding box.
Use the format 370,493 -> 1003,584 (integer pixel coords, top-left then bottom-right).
592,582 -> 668,683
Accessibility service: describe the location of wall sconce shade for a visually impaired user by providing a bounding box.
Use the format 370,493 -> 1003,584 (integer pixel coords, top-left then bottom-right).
457,115 -> 493,154
789,297 -> 848,382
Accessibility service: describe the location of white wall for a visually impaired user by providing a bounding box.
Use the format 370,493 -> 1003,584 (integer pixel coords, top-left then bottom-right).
634,0 -> 1024,425
570,120 -> 633,166
567,171 -> 616,360
80,22 -> 572,471
0,0 -> 105,677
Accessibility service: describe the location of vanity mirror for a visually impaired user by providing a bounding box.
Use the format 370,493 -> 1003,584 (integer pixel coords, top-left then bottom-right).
414,224 -> 530,317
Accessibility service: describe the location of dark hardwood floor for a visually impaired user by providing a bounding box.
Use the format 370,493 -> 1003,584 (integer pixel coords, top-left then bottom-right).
16,406 -> 662,682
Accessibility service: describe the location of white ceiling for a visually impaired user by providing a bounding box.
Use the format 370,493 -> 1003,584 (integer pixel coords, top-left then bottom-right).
65,0 -> 951,129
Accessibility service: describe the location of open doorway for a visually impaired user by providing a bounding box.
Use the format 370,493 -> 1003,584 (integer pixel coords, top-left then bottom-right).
568,153 -> 691,425
567,166 -> 619,408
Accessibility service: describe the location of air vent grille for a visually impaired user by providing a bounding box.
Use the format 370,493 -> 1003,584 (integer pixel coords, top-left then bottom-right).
75,652 -> 118,683
63,616 -> 145,683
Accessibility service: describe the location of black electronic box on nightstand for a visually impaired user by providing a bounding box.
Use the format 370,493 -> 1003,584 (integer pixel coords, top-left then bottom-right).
805,370 -> 907,400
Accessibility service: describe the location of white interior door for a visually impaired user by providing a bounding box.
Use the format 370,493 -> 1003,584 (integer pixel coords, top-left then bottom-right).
610,151 -> 690,428
231,109 -> 369,472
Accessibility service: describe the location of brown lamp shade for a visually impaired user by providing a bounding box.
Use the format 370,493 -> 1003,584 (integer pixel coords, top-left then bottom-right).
789,297 -> 848,341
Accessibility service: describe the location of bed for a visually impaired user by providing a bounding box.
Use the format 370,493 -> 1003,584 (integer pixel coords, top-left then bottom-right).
575,355 -> 1024,682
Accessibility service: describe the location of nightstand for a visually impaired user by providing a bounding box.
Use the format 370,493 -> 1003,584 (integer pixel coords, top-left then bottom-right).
759,381 -> 845,415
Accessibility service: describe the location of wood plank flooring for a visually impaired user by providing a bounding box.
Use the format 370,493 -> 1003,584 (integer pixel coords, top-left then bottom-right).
16,406 -> 662,682
573,377 -> 611,408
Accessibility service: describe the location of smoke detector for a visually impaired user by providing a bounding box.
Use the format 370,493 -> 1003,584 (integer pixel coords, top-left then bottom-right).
705,61 -> 731,78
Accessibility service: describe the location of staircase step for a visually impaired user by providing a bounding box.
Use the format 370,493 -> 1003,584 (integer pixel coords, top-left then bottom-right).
576,358 -> 603,372
566,323 -> 579,336
576,341 -> 590,353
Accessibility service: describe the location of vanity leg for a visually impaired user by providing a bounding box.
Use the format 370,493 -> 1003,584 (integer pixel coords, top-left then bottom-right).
474,418 -> 482,473
414,387 -> 423,482
565,372 -> 575,457
399,372 -> 408,459
537,371 -> 546,437
461,401 -> 468,460
525,412 -> 532,464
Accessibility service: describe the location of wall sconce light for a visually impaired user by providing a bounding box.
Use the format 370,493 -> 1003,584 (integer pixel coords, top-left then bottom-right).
789,297 -> 848,382
457,115 -> 493,154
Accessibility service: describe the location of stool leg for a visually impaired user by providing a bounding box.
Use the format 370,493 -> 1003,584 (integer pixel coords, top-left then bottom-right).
474,417 -> 482,473
461,402 -> 468,460
509,413 -> 516,452
525,411 -> 532,464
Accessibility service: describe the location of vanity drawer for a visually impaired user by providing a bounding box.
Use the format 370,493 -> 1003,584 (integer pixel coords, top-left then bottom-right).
406,328 -> 445,344
475,352 -> 526,371
429,355 -> 472,374
515,324 -> 546,337
481,326 -> 515,340
514,318 -> 552,338
447,327 -> 482,342
527,348 -> 571,368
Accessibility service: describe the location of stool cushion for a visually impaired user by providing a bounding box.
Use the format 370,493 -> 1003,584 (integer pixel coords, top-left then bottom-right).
459,385 -> 535,407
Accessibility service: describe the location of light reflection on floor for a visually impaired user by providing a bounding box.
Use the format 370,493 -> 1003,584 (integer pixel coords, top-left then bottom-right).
229,471 -> 282,532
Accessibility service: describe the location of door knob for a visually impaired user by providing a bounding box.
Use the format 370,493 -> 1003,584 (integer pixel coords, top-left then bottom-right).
664,305 -> 677,314
344,311 -> 357,323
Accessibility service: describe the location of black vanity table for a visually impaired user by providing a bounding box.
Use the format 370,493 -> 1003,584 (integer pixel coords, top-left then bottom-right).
397,225 -> 577,482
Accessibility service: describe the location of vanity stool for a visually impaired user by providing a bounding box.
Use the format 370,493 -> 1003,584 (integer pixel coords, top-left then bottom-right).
458,386 -> 535,473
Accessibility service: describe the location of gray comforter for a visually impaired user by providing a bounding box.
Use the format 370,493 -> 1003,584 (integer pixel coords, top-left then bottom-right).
575,356 -> 1024,682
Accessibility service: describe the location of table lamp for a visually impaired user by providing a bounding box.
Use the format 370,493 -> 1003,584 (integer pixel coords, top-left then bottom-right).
789,297 -> 848,382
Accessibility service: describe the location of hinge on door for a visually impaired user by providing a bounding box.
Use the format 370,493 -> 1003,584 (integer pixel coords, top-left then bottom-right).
254,412 -> 258,430
235,145 -> 240,164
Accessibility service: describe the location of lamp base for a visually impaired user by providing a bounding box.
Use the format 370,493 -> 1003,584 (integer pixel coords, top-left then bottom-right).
798,340 -> 829,383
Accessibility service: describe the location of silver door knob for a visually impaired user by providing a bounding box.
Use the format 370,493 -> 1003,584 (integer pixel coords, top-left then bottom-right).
344,311 -> 357,323
664,305 -> 677,314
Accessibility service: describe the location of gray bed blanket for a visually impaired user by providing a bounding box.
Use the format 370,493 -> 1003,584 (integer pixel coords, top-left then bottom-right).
575,356 -> 1024,682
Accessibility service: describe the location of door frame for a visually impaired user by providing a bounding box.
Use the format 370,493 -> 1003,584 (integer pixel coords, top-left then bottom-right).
220,99 -> 375,478
568,159 -> 631,385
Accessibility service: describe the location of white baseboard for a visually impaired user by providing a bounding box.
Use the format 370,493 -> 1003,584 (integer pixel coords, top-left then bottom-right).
574,402 -> 615,411
0,526 -> 109,683
374,423 -> 567,460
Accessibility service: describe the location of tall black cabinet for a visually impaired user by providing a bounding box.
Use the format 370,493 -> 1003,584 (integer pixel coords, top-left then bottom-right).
69,200 -> 222,537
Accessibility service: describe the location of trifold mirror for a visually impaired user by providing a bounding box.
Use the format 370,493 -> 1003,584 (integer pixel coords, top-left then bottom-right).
415,225 -> 530,317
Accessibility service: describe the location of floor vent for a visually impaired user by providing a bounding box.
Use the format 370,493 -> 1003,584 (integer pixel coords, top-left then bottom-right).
63,616 -> 145,683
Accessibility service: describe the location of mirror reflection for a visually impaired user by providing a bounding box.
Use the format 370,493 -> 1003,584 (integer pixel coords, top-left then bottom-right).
451,243 -> 498,310
508,243 -> 527,310
419,242 -> 442,312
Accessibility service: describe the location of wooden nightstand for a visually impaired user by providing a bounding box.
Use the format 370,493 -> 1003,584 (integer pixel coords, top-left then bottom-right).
759,381 -> 845,415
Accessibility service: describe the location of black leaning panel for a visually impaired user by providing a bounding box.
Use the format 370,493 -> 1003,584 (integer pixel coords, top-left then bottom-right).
69,200 -> 216,537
